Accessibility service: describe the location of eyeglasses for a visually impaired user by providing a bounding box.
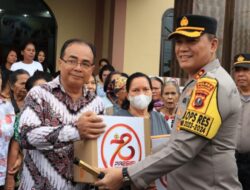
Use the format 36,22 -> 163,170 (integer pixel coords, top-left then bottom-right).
61,58 -> 94,69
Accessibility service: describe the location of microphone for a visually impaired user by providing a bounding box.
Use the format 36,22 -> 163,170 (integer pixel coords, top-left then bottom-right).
73,157 -> 105,179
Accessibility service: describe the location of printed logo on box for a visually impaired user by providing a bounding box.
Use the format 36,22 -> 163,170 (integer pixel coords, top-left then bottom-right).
100,123 -> 143,168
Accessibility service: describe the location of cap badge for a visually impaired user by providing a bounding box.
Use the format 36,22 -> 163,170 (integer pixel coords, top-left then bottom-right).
180,16 -> 189,27
237,55 -> 245,62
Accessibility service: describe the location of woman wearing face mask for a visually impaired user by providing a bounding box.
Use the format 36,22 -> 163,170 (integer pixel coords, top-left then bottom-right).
114,72 -> 171,136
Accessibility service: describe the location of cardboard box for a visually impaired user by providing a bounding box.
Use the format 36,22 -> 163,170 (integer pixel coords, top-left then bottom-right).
151,134 -> 170,149
151,134 -> 171,190
74,116 -> 151,183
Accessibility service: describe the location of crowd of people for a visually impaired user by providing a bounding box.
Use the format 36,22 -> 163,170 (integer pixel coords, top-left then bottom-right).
94,14 -> 250,190
0,14 -> 249,190
0,40 -> 54,190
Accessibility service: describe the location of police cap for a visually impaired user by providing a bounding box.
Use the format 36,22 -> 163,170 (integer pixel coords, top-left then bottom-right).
233,53 -> 250,69
168,14 -> 217,39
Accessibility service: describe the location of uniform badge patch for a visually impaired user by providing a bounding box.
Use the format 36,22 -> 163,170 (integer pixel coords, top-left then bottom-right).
191,79 -> 215,110
190,78 -> 216,112
180,77 -> 222,139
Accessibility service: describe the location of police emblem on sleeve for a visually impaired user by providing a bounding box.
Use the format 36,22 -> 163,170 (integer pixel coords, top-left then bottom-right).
180,77 -> 222,139
192,80 -> 214,108
194,97 -> 203,107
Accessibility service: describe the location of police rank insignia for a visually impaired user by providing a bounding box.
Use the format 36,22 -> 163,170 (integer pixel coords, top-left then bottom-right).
179,77 -> 222,139
194,69 -> 205,80
180,16 -> 189,26
237,55 -> 244,62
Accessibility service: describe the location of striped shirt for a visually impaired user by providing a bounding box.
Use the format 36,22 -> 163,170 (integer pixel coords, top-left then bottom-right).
18,77 -> 104,190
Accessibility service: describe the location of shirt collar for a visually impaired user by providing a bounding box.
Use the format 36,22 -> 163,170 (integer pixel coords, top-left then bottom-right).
240,94 -> 250,102
183,59 -> 220,89
193,58 -> 220,80
53,76 -> 87,96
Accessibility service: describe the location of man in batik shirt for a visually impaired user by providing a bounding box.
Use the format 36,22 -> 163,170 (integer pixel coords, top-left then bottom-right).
19,39 -> 106,190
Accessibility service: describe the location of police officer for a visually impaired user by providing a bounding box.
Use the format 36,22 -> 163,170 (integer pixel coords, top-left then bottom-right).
95,15 -> 242,190
233,53 -> 250,190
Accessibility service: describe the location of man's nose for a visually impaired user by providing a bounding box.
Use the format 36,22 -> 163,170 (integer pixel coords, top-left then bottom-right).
74,62 -> 83,70
179,42 -> 189,51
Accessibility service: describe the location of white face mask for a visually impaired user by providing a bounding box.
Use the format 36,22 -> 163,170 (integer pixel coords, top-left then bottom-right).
128,94 -> 152,110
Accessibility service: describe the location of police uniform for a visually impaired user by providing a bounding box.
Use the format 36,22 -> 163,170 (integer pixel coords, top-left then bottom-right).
127,15 -> 242,190
234,54 -> 250,190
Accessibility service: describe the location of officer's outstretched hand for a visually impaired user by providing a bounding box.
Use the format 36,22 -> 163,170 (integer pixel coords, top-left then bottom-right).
76,111 -> 106,139
95,168 -> 123,190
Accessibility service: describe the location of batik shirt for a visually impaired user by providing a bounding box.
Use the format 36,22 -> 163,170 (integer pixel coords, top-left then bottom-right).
18,77 -> 105,190
0,98 -> 15,186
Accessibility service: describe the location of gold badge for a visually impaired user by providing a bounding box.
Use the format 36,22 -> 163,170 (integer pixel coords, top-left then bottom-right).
237,55 -> 245,62
180,16 -> 189,26
192,80 -> 215,109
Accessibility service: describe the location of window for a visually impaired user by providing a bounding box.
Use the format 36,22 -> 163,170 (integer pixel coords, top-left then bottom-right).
0,0 -> 57,73
159,8 -> 174,77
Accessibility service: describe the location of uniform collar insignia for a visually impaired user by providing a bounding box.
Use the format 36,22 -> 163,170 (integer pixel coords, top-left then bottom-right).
194,69 -> 206,80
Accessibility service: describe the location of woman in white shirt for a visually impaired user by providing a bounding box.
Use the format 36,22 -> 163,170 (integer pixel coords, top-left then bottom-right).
10,40 -> 43,76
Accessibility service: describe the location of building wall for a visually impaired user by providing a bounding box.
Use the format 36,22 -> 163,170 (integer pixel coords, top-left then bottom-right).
44,0 -> 174,74
193,0 -> 226,64
124,0 -> 174,75
232,0 -> 250,60
102,0 -> 111,59
44,0 -> 96,69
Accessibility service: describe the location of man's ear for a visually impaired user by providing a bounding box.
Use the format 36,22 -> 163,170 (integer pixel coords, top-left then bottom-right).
58,59 -> 62,70
210,38 -> 218,53
88,64 -> 95,76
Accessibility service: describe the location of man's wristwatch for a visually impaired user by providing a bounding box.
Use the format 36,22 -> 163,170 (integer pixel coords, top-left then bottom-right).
122,167 -> 131,186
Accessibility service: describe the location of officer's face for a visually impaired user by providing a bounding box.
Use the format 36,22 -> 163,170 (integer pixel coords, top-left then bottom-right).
175,34 -> 218,76
234,67 -> 250,91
